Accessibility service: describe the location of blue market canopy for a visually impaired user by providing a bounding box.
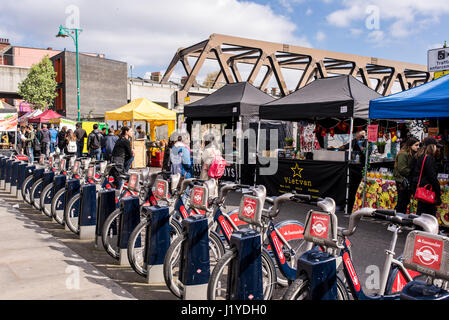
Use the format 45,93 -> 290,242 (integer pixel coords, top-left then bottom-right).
369,74 -> 449,119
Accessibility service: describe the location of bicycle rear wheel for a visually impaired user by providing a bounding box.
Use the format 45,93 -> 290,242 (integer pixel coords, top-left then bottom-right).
207,248 -> 276,300
163,231 -> 225,299
64,193 -> 80,234
128,218 -> 182,278
40,183 -> 54,217
282,274 -> 349,300
102,208 -> 122,260
51,188 -> 66,225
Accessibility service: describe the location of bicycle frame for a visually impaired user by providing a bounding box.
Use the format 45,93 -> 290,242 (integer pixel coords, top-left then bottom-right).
339,225 -> 416,300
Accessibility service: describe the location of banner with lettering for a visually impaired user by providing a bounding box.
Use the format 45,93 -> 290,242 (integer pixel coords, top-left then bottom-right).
257,159 -> 347,205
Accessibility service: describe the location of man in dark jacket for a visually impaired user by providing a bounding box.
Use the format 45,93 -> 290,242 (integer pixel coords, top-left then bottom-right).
40,124 -> 51,158
104,130 -> 119,162
87,124 -> 104,161
57,126 -> 67,154
110,127 -> 134,189
74,123 -> 87,158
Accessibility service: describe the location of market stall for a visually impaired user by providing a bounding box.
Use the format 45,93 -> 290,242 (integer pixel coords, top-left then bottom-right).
105,98 -> 176,168
0,101 -> 18,150
184,82 -> 276,183
364,73 -> 449,226
258,75 -> 382,211
28,109 -> 62,124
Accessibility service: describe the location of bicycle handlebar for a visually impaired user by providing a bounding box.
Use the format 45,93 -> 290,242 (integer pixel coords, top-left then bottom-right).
217,183 -> 252,204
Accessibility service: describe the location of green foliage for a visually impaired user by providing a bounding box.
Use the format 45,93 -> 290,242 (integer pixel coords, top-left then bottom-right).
18,55 -> 57,110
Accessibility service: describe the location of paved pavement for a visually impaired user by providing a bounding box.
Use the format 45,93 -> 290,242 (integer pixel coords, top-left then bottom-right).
0,189 -> 138,300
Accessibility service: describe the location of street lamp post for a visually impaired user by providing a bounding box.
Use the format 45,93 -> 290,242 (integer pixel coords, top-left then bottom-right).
56,25 -> 83,121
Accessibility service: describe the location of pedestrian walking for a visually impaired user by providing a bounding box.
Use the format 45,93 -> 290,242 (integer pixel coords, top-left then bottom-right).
34,126 -> 42,159
74,122 -> 87,158
57,126 -> 67,155
24,125 -> 35,162
49,124 -> 58,155
410,137 -> 442,216
200,134 -> 222,180
40,124 -> 51,158
65,129 -> 77,156
170,134 -> 192,179
87,124 -> 104,161
104,129 -> 119,162
393,137 -> 420,213
110,126 -> 134,189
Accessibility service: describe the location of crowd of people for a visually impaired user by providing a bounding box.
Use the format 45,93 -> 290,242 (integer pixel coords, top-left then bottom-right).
16,122 -> 124,163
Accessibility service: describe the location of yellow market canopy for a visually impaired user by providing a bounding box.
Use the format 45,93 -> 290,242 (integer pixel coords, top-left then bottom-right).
105,98 -> 176,140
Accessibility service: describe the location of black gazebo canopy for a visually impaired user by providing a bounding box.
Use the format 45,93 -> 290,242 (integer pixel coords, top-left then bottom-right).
260,75 -> 382,121
184,82 -> 275,124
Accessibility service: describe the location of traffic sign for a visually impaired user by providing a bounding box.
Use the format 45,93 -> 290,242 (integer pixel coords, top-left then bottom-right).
428,47 -> 449,72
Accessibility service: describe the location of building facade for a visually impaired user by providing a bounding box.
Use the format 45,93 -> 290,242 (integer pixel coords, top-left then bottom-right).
51,51 -> 127,120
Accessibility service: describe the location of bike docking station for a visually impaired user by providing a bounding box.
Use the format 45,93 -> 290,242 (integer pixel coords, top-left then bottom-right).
225,193 -> 265,301
179,214 -> 210,300
0,156 -> 6,189
64,178 -> 80,231
297,209 -> 340,300
118,196 -> 140,266
400,231 -> 449,300
5,158 -> 14,193
78,182 -> 97,240
143,205 -> 170,284
95,189 -> 116,249
17,162 -> 32,201
10,160 -> 20,197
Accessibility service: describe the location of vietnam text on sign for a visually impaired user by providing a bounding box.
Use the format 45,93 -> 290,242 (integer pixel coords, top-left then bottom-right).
428,47 -> 449,72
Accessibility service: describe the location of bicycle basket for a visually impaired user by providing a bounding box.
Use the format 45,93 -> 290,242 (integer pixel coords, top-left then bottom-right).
238,194 -> 264,228
127,172 -> 140,191
303,210 -> 339,248
155,179 -> 169,201
402,231 -> 449,280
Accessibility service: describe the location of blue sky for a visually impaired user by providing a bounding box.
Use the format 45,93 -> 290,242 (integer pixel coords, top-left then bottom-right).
0,0 -> 447,86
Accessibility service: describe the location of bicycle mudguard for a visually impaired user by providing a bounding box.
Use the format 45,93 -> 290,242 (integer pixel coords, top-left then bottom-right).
385,256 -> 422,294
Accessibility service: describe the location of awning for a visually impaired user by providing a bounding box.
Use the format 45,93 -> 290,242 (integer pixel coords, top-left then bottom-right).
370,74 -> 449,119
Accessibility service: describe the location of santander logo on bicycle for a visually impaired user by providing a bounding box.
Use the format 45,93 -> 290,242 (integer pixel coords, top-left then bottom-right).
413,236 -> 443,271
310,213 -> 329,239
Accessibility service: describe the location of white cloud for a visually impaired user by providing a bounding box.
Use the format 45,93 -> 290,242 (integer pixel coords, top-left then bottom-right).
306,8 -> 313,15
0,0 -> 311,73
326,0 -> 449,41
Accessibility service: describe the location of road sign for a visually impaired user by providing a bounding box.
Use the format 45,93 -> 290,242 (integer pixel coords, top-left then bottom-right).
428,47 -> 449,72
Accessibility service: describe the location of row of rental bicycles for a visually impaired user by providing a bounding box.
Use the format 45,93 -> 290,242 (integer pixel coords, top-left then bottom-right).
3,151 -> 449,300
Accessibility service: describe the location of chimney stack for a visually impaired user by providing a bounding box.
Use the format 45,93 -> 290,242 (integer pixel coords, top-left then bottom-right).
151,72 -> 162,82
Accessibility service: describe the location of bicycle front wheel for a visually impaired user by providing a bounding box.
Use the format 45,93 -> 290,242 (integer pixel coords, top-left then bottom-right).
22,175 -> 34,205
128,218 -> 182,278
64,193 -> 80,234
207,248 -> 276,300
40,183 -> 54,217
51,188 -> 66,225
102,208 -> 122,260
30,178 -> 43,210
163,231 -> 225,299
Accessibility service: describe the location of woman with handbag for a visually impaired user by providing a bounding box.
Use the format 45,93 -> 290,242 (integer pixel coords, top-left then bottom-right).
411,137 -> 442,216
393,137 -> 420,213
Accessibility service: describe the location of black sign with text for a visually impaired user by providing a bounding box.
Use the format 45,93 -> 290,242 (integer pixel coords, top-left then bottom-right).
257,159 -> 347,205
